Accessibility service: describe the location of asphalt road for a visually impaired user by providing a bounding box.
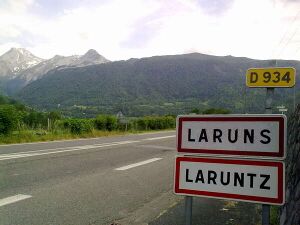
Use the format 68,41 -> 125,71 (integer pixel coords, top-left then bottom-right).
0,131 -> 182,225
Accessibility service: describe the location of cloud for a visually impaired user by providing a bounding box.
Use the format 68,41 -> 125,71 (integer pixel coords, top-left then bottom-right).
0,0 -> 300,61
0,0 -> 37,53
194,0 -> 234,15
120,13 -> 164,49
24,0 -> 165,59
0,0 -> 35,14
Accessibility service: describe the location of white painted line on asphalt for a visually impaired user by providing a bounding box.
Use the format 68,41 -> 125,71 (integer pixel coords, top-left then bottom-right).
143,135 -> 175,141
0,134 -> 175,161
0,140 -> 141,161
0,194 -> 32,207
0,134 -> 175,158
115,158 -> 163,171
0,140 -> 140,157
0,141 -> 141,157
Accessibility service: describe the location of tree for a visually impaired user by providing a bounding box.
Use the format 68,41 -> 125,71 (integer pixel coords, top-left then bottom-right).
0,95 -> 8,105
202,108 -> 231,114
190,108 -> 201,114
0,105 -> 19,135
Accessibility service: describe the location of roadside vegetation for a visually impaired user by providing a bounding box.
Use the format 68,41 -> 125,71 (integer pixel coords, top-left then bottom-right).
0,95 -> 177,144
0,94 -> 234,144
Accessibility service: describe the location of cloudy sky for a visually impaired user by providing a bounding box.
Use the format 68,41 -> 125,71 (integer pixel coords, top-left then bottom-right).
0,0 -> 300,61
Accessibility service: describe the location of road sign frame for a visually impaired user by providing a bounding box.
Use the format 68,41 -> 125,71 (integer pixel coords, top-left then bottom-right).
246,67 -> 296,88
174,156 -> 285,205
177,114 -> 286,159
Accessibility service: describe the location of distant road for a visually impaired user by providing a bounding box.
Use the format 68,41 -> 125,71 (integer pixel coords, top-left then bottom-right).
0,131 -> 180,225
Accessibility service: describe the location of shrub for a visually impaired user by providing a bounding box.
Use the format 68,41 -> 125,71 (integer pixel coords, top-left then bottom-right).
49,111 -> 61,121
63,118 -> 93,134
94,115 -> 118,131
22,111 -> 47,129
134,116 -> 175,130
94,115 -> 106,130
135,117 -> 148,130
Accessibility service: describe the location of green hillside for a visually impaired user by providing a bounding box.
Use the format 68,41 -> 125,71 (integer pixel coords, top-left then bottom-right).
17,53 -> 300,117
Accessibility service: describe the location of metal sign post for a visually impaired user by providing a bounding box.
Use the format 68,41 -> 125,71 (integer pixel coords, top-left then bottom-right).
265,88 -> 274,114
185,196 -> 193,225
262,87 -> 274,225
262,60 -> 276,225
262,204 -> 270,225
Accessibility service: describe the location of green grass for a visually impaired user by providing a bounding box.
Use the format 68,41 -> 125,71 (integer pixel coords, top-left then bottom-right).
0,129 -> 124,144
270,206 -> 279,225
0,128 -> 174,145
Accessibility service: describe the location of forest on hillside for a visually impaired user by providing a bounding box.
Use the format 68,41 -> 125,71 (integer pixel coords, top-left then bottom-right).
17,54 -> 300,117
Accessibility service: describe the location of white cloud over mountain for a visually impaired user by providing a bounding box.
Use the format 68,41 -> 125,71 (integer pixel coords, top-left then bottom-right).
0,0 -> 300,61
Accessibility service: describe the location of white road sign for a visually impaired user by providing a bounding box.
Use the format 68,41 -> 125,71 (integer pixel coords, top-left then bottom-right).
174,156 -> 285,205
177,115 -> 286,159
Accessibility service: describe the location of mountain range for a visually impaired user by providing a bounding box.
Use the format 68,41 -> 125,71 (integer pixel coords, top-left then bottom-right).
0,47 -> 299,117
0,48 -> 109,94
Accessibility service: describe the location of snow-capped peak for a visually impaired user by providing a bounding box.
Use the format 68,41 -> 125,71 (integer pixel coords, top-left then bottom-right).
0,47 -> 110,87
0,48 -> 45,75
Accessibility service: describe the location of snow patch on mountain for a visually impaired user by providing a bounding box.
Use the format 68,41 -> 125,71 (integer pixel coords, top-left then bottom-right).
0,48 -> 44,77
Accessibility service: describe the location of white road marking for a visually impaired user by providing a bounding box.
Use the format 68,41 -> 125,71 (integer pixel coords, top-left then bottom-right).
0,140 -> 140,161
143,135 -> 175,141
115,158 -> 163,171
0,140 -> 140,157
0,135 -> 175,161
0,194 -> 32,207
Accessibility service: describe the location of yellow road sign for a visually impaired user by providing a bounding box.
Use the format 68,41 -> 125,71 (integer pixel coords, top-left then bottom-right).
246,67 -> 296,87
